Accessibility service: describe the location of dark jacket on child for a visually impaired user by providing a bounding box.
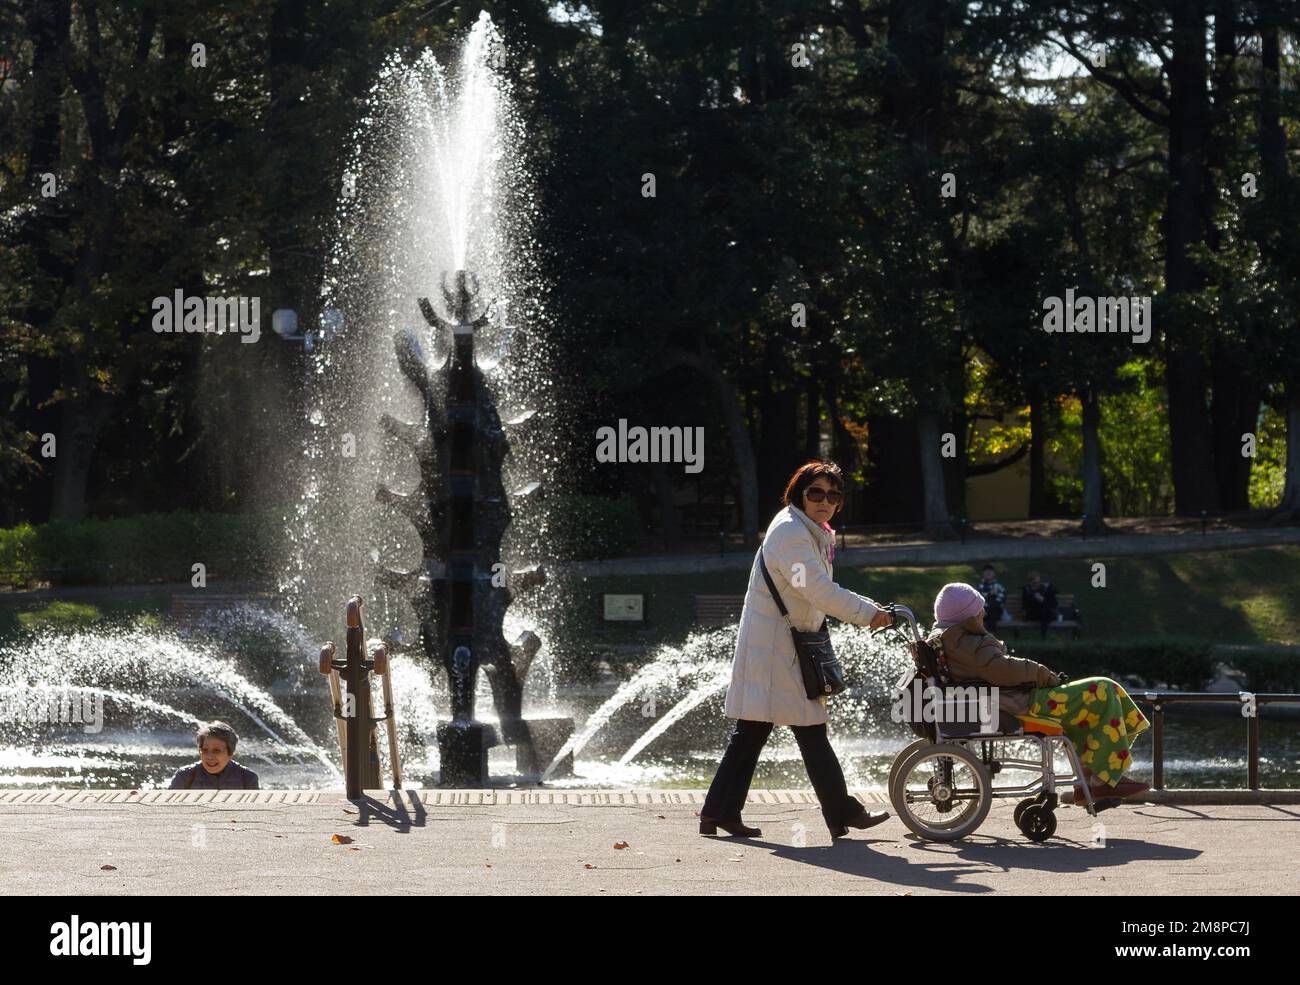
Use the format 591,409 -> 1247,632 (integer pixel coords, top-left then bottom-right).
168,761 -> 260,790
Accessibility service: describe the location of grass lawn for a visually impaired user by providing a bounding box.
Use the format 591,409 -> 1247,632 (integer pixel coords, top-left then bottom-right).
0,595 -> 167,642
562,545 -> 1300,648
4,545 -> 1297,656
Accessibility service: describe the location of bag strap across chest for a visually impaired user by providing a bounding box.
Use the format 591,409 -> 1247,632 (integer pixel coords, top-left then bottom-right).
757,549 -> 792,627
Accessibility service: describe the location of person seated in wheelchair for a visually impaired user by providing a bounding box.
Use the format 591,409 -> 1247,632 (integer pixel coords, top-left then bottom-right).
928,583 -> 1150,799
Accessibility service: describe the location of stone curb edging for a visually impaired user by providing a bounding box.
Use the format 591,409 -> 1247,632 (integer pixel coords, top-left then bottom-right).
0,789 -> 842,807
2,788 -> 1296,806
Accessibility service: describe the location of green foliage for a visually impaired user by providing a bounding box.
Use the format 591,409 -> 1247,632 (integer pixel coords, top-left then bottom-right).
1249,402 -> 1287,510
1006,636 -> 1218,691
1047,395 -> 1084,512
1224,647 -> 1300,692
15,601 -> 103,631
0,511 -> 278,587
1008,637 -> 1300,692
2,1 -> 1296,535
1096,361 -> 1175,515
965,354 -> 1031,465
1046,362 -> 1175,516
0,523 -> 37,588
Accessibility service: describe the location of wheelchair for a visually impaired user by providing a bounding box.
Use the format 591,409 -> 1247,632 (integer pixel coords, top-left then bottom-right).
876,605 -> 1123,843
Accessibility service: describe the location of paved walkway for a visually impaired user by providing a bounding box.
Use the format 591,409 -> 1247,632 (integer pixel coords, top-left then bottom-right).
2,789 -> 1295,895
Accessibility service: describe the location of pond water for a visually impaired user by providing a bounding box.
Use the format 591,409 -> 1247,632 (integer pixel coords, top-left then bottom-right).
1,609 -> 1295,792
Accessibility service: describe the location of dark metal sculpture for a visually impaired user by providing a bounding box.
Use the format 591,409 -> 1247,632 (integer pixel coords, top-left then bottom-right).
377,270 -> 570,785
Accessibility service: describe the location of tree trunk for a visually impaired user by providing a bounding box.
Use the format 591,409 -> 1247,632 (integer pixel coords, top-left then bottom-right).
1210,340 -> 1260,511
268,0 -> 313,323
825,355 -> 862,519
48,361 -> 109,521
757,334 -> 799,520
25,0 -> 71,168
943,366 -> 968,517
18,0 -> 73,523
650,462 -> 682,549
1202,1 -> 1257,512
804,377 -> 821,460
1080,387 -> 1106,535
863,413 -> 922,523
1258,15 -> 1296,524
1164,0 -> 1219,514
1027,387 -> 1059,516
916,411 -> 957,539
673,348 -> 760,548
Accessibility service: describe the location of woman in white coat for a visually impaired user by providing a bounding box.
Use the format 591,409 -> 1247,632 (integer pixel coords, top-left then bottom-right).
700,460 -> 894,839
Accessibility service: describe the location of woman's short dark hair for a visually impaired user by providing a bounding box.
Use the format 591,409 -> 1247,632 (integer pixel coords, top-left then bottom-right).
782,460 -> 845,508
197,721 -> 238,756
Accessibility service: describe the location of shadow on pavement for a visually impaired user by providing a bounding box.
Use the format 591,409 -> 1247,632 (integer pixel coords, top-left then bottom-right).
740,827 -> 1202,894
350,790 -> 427,832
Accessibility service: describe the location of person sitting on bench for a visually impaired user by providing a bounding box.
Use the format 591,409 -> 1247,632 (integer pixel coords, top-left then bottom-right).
977,564 -> 1006,628
1021,570 -> 1059,638
168,721 -> 259,790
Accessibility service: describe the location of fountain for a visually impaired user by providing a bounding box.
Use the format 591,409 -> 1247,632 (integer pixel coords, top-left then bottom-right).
375,267 -> 571,785
289,12 -> 574,786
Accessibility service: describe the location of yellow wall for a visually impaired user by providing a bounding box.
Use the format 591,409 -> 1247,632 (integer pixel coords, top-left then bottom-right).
964,415 -> 1031,520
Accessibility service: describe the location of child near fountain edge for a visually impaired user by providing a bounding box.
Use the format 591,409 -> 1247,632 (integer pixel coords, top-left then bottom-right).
168,721 -> 260,790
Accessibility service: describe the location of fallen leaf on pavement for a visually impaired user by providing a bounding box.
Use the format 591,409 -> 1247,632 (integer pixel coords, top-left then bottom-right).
101,864 -> 117,871
613,840 -> 629,849
331,834 -> 354,844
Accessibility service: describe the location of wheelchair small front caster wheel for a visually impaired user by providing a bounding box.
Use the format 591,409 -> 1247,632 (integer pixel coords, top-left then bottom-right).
1013,797 -> 1037,828
1018,805 -> 1056,842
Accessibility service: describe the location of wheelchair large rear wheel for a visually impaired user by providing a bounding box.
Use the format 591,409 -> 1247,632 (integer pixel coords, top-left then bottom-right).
887,738 -> 933,795
889,743 -> 992,842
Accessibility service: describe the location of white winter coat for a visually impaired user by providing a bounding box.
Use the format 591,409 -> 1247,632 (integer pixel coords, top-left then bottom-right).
722,505 -> 883,727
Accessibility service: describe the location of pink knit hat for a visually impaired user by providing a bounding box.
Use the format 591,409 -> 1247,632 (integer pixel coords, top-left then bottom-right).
934,582 -> 985,624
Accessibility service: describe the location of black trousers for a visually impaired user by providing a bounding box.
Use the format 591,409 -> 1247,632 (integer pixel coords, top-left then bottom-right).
702,718 -> 864,829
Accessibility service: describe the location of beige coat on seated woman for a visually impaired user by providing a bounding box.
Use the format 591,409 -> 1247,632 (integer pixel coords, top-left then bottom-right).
724,503 -> 883,727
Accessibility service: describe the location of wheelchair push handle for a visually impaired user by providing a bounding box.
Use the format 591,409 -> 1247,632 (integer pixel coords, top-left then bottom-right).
870,603 -> 922,643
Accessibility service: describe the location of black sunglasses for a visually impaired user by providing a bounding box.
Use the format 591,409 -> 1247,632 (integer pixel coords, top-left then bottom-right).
804,487 -> 844,504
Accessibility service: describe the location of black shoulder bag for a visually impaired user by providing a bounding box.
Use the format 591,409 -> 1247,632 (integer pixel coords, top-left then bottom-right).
757,549 -> 848,699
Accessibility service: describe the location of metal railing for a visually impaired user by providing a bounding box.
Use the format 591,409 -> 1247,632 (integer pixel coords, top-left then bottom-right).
1133,691 -> 1300,791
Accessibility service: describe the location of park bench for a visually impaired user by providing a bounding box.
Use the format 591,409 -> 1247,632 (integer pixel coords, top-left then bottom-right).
693,594 -> 746,626
998,592 -> 1082,639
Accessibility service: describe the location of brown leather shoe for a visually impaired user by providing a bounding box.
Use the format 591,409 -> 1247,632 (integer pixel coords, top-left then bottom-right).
831,809 -> 890,838
1103,777 -> 1150,798
699,815 -> 762,837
